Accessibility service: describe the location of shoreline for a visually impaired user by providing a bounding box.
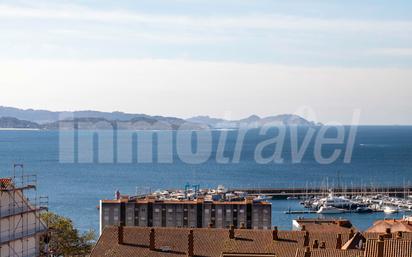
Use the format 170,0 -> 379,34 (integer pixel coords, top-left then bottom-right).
0,128 -> 40,131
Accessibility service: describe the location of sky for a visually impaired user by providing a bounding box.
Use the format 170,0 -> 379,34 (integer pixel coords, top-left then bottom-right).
0,0 -> 411,124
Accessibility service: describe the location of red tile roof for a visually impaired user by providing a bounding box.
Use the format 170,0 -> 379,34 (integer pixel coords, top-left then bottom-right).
91,226 -> 412,257
364,237 -> 412,257
295,248 -> 363,257
366,219 -> 412,233
294,219 -> 356,233
91,226 -> 360,257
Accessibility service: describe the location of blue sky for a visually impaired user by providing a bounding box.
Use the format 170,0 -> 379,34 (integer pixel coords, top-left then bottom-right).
1,0 -> 412,66
0,0 -> 411,124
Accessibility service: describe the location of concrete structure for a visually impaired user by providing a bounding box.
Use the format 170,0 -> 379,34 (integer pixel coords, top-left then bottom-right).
100,196 -> 271,234
0,165 -> 48,257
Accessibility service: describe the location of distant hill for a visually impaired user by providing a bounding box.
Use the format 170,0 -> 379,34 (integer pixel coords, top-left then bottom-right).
0,106 -> 153,124
43,117 -> 207,130
187,114 -> 320,128
0,106 -> 320,130
0,117 -> 41,129
185,116 -> 227,128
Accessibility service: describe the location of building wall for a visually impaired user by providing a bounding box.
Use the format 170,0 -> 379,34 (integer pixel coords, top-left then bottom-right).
0,191 -> 33,218
1,212 -> 40,241
252,204 -> 271,229
0,189 -> 46,257
1,236 -> 38,257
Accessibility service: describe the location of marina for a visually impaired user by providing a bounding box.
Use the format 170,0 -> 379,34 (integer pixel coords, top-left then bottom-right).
231,185 -> 412,198
114,183 -> 412,231
137,184 -> 412,214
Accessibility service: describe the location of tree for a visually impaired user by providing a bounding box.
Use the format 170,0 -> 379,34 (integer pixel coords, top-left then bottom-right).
40,212 -> 96,256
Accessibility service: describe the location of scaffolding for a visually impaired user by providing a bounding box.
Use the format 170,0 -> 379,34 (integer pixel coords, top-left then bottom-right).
0,164 -> 49,257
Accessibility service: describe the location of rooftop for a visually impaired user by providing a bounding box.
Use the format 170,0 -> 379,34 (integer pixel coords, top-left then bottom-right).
91,226 -> 360,257
293,218 -> 356,233
92,225 -> 412,257
366,218 -> 412,233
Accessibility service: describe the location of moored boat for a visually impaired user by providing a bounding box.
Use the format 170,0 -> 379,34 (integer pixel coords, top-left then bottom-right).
383,206 -> 399,214
317,206 -> 346,214
356,206 -> 373,213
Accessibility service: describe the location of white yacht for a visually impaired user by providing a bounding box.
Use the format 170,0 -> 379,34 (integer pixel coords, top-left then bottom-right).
321,193 -> 353,208
383,206 -> 399,214
254,194 -> 271,202
317,206 -> 346,214
311,193 -> 351,209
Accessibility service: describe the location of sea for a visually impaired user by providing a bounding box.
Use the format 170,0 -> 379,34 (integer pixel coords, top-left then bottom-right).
0,126 -> 411,233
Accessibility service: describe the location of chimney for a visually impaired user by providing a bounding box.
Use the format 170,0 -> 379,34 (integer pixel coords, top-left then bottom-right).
377,235 -> 384,257
196,196 -> 204,203
115,190 -> 121,200
117,225 -> 124,245
336,234 -> 342,249
312,240 -> 319,249
187,229 -> 194,257
229,225 -> 235,239
149,228 -> 156,251
385,228 -> 392,238
246,196 -> 254,204
320,241 -> 326,249
396,231 -> 403,239
349,229 -> 355,239
301,225 -> 306,231
303,231 -> 310,247
272,226 -> 278,241
304,246 -> 311,257
240,222 -> 246,229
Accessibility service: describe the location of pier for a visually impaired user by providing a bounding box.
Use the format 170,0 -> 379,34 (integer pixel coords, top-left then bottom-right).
231,186 -> 412,199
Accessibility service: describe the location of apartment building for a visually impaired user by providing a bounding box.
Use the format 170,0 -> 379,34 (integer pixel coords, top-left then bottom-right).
100,195 -> 271,234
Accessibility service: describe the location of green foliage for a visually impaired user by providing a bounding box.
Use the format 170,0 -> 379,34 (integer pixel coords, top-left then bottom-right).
40,212 -> 96,257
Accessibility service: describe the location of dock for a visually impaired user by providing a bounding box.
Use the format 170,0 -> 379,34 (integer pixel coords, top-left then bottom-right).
231,186 -> 412,199
284,210 -> 317,214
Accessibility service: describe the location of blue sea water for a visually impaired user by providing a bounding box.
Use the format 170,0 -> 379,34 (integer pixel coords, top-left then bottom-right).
0,126 -> 411,232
